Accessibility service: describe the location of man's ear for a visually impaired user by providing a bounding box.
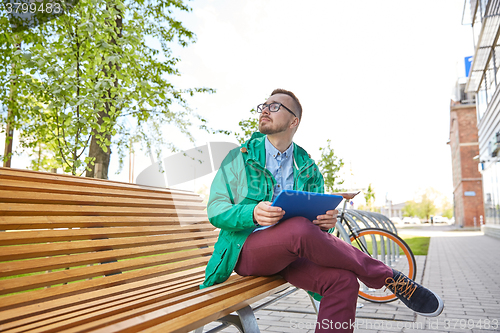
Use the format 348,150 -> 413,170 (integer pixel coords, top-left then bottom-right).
291,117 -> 300,129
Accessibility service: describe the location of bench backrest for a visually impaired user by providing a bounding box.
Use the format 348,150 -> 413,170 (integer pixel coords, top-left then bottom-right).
0,167 -> 217,314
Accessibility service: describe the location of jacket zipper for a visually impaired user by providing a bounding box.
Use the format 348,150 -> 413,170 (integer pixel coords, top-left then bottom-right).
294,159 -> 315,190
246,158 -> 275,201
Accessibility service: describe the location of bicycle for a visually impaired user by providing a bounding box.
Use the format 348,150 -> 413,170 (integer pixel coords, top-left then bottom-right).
333,192 -> 417,303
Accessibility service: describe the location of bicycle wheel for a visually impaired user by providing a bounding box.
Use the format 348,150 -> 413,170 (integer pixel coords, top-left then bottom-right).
349,228 -> 417,303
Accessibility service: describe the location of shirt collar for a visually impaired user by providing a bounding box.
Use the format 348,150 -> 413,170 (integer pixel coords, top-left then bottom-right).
265,136 -> 294,159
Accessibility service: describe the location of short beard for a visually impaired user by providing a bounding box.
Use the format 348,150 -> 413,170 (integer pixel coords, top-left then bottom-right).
259,120 -> 289,135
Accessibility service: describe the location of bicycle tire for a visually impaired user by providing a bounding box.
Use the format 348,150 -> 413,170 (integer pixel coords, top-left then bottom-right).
349,228 -> 417,303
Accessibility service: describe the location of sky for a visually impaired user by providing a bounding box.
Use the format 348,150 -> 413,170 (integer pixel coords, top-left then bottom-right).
2,0 -> 475,207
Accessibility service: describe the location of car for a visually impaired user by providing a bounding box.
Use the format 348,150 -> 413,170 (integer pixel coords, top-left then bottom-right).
402,217 -> 412,224
390,217 -> 402,224
433,216 -> 449,223
411,217 -> 421,224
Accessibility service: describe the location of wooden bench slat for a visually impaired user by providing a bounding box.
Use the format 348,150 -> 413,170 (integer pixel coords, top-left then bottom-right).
62,276 -> 286,333
0,248 -> 212,295
0,179 -> 203,202
0,190 -> 207,209
0,203 -> 207,217
0,275 -> 205,332
0,239 -> 216,278
0,260 -> 208,312
0,225 -> 214,245
0,231 -> 218,261
0,270 -> 205,326
143,279 -> 290,333
0,216 -> 210,230
0,168 -> 197,196
30,275 -> 251,333
20,280 -> 204,333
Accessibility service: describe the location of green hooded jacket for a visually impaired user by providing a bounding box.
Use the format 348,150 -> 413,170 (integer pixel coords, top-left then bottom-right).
200,132 -> 326,302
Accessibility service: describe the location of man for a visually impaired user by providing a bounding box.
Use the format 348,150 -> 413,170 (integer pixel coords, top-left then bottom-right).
201,89 -> 443,332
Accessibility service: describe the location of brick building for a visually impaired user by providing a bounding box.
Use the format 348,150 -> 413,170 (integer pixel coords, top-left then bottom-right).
449,97 -> 484,228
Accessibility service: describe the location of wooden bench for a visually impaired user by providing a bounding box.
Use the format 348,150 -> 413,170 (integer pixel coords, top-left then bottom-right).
0,167 -> 292,333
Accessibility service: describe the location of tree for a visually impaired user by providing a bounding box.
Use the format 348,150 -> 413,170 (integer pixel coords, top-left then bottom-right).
317,139 -> 344,193
235,108 -> 258,144
0,14 -> 34,167
402,188 -> 445,221
441,198 -> 453,219
402,200 -> 418,217
418,192 -> 437,221
364,183 -> 376,211
2,0 -> 215,177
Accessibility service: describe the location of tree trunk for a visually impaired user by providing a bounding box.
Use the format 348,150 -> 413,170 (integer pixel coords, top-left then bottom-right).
85,3 -> 122,179
86,118 -> 112,179
3,43 -> 20,168
3,109 -> 13,168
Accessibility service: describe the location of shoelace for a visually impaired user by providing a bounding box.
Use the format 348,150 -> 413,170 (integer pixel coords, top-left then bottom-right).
384,274 -> 417,300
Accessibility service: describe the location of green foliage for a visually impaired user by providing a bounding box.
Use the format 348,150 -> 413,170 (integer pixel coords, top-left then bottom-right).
402,200 -> 419,217
403,188 -> 441,221
441,198 -> 453,219
0,14 -> 38,166
235,108 -> 258,144
28,141 -> 60,172
317,139 -> 344,193
419,193 -> 437,221
0,0 -> 218,175
364,183 -> 376,211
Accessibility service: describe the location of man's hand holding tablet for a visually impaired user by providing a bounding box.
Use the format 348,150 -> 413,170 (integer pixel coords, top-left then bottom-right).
252,190 -> 344,231
312,209 -> 338,231
253,201 -> 285,226
252,201 -> 338,230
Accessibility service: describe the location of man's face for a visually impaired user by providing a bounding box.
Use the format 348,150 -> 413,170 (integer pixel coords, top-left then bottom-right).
258,94 -> 298,135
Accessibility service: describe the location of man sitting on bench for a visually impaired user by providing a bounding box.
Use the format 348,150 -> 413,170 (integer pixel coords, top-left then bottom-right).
200,89 -> 443,332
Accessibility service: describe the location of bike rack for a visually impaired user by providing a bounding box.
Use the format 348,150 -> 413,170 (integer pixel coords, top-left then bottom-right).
368,212 -> 400,262
345,210 -> 400,267
354,211 -> 398,264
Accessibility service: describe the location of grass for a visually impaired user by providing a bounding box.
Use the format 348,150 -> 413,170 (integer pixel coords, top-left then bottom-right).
352,235 -> 430,256
400,236 -> 430,256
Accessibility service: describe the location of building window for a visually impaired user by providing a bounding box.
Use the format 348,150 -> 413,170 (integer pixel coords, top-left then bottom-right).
477,87 -> 488,120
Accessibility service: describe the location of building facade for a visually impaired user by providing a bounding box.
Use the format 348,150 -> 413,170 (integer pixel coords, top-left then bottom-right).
380,201 -> 405,220
465,0 -> 500,237
449,96 -> 484,228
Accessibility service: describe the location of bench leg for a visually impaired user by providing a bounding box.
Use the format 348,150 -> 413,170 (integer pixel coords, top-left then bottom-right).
236,305 -> 260,332
199,305 -> 260,333
308,294 -> 321,314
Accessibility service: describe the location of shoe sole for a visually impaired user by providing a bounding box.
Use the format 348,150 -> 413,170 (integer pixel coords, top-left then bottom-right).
415,290 -> 444,317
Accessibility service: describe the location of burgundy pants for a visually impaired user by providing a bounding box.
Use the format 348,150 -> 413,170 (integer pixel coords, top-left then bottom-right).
235,217 -> 393,333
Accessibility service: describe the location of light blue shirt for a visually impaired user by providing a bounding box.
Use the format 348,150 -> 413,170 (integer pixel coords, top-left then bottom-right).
253,136 -> 294,232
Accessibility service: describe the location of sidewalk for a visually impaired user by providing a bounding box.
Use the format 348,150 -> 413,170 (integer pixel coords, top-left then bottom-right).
201,226 -> 500,332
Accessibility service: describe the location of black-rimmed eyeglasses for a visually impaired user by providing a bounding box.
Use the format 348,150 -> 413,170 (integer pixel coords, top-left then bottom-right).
257,102 -> 297,118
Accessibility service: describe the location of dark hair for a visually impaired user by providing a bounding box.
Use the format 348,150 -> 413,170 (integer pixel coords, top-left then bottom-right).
271,88 -> 302,119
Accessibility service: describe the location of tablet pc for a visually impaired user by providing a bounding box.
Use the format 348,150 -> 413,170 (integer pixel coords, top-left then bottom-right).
271,190 -> 343,222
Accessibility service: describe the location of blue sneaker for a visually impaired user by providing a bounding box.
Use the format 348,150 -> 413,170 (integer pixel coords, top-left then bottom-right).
385,269 -> 444,317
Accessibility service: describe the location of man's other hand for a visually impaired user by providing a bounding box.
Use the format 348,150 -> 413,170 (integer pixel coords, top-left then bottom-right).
253,201 -> 285,226
313,209 -> 338,231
